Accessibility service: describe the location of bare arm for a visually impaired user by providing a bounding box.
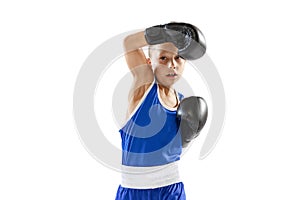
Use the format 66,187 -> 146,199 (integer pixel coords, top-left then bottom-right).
123,31 -> 154,115
123,31 -> 152,76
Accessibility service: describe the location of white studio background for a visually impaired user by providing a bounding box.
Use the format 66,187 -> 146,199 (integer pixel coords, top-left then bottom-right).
1,1 -> 299,200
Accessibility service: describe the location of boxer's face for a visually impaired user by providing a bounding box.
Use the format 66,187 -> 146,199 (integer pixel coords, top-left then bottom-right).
148,42 -> 186,87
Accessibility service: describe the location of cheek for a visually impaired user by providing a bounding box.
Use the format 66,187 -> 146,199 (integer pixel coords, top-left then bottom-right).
154,65 -> 167,77
154,64 -> 165,71
180,66 -> 185,72
153,66 -> 161,76
178,63 -> 185,72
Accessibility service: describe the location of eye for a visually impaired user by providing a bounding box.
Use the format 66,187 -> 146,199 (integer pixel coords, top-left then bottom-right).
175,55 -> 184,60
159,56 -> 167,61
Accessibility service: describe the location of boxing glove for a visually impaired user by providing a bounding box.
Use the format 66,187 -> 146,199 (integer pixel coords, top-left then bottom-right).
177,96 -> 208,148
144,22 -> 206,60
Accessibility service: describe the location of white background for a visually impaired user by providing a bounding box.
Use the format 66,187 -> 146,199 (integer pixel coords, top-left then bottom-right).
1,0 -> 299,199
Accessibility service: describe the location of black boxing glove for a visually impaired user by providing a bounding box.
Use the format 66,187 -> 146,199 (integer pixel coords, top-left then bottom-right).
144,24 -> 169,45
144,22 -> 206,60
166,22 -> 206,60
177,96 -> 208,148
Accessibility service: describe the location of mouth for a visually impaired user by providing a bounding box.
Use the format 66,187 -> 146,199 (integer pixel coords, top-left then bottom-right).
166,73 -> 178,77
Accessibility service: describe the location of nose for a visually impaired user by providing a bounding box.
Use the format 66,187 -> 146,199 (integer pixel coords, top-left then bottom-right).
168,58 -> 177,69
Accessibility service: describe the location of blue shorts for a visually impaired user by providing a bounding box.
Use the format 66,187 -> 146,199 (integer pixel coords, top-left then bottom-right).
115,182 -> 186,200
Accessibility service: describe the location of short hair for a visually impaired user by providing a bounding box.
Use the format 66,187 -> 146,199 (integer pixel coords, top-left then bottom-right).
147,43 -> 182,59
147,45 -> 163,58
148,45 -> 154,58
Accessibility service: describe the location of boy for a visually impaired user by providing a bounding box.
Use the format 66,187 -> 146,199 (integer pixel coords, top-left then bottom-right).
115,22 -> 207,200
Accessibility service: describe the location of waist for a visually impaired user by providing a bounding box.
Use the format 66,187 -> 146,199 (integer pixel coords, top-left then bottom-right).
121,161 -> 181,189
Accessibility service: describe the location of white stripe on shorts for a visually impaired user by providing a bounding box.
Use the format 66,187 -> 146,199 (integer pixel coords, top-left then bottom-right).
121,161 -> 181,189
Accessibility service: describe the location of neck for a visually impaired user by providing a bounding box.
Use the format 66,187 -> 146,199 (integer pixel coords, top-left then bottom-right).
158,84 -> 174,96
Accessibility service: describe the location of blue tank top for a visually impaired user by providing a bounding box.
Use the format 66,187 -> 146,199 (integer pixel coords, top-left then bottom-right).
119,82 -> 184,167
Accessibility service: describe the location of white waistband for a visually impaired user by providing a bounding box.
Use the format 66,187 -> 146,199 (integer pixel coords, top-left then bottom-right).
121,161 -> 181,189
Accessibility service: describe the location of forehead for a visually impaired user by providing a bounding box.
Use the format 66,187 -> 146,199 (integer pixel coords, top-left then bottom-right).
149,42 -> 178,55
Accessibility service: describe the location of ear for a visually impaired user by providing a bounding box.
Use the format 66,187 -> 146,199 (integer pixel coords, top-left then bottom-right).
146,58 -> 151,65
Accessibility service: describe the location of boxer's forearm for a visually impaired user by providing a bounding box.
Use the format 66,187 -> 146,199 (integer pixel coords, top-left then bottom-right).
123,31 -> 148,53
